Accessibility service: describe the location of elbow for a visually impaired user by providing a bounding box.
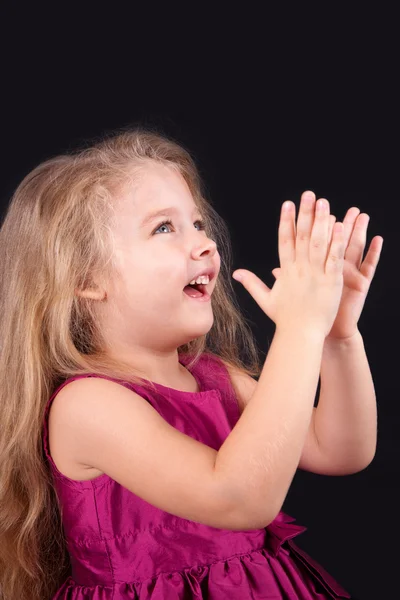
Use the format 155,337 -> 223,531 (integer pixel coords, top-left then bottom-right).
242,496 -> 282,530
357,449 -> 376,472
255,506 -> 282,529
351,443 -> 377,473
226,490 -> 279,530
334,450 -> 376,475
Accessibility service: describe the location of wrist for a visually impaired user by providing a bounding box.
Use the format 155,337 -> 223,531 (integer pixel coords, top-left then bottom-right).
325,329 -> 363,347
323,329 -> 364,353
274,324 -> 326,346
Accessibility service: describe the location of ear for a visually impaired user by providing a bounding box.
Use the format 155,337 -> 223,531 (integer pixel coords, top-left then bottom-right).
75,287 -> 107,301
272,268 -> 281,279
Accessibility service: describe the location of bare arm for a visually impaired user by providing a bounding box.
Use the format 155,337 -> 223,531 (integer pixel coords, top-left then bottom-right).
58,192 -> 344,533
314,330 -> 377,471
214,191 -> 345,526
214,327 -> 325,526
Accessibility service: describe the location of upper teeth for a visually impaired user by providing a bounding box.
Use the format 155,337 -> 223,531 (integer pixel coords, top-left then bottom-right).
189,275 -> 210,285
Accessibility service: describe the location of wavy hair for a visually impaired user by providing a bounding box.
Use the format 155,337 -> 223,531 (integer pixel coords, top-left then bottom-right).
0,127 -> 262,599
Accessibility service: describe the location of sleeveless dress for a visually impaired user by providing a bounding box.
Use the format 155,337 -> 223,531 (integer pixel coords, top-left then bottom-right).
42,352 -> 352,599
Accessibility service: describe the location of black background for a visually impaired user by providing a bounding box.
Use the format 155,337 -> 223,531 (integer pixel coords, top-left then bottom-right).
1,6 -> 398,599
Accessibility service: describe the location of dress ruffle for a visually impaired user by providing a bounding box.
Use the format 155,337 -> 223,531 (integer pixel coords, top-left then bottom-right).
53,513 -> 351,599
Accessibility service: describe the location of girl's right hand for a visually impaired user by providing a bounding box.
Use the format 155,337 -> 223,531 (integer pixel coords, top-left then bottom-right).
232,190 -> 345,338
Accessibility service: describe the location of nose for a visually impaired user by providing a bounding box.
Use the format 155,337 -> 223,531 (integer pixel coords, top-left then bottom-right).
191,235 -> 218,260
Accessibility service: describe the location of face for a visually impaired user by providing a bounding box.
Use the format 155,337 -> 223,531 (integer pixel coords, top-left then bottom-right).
105,162 -> 221,354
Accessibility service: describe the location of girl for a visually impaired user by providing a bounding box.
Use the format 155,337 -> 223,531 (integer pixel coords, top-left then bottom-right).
0,128 -> 382,599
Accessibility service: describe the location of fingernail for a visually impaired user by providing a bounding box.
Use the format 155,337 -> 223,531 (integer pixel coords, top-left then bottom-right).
283,201 -> 292,212
232,272 -> 243,282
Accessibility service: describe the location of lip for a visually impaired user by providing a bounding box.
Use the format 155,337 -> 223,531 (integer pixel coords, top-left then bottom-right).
183,289 -> 211,302
186,268 -> 216,286
183,267 -> 216,299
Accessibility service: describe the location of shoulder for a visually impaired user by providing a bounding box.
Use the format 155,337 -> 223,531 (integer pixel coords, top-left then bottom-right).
48,376 -> 141,480
50,375 -> 138,423
50,375 -> 133,421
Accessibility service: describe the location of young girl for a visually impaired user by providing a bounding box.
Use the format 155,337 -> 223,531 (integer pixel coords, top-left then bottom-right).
0,128 -> 382,600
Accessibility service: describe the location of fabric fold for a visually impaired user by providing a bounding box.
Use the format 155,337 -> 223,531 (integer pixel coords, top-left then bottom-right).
44,353 -> 351,599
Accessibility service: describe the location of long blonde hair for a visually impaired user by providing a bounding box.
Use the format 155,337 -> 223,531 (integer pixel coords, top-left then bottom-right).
0,127 -> 262,599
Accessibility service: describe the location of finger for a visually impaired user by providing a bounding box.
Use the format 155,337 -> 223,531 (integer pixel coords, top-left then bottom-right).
278,200 -> 296,268
326,222 -> 345,276
328,214 -> 336,243
359,236 -> 384,282
343,212 -> 369,269
232,269 -> 272,315
342,206 -> 361,251
309,198 -> 331,269
295,191 -> 317,264
326,214 -> 336,262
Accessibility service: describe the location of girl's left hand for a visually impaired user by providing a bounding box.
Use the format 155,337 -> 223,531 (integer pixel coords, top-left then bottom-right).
272,207 -> 384,341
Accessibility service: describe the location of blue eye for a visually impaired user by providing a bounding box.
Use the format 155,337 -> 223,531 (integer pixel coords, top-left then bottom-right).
153,219 -> 206,235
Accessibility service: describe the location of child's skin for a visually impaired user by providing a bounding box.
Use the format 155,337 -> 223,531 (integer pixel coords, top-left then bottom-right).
77,161 -> 221,389
78,166 -> 383,473
72,166 -> 383,523
232,192 -> 383,475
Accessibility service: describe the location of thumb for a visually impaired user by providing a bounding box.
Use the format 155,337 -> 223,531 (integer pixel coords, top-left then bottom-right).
272,267 -> 281,279
232,269 -> 273,317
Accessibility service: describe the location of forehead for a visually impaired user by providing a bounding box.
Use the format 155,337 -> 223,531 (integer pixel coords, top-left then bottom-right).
119,162 -> 200,219
138,163 -> 196,208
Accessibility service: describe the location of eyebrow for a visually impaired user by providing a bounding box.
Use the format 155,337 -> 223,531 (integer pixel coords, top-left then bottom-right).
140,206 -> 203,228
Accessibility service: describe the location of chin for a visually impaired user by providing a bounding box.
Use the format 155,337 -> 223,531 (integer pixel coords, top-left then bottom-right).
181,321 -> 214,345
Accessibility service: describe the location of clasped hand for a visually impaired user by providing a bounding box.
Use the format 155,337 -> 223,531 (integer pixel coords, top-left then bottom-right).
272,192 -> 384,341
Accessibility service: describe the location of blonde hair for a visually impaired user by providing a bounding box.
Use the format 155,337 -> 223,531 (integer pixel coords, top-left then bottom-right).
0,127 -> 262,599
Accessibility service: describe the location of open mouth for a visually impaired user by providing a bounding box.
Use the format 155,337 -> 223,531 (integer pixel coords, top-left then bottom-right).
183,283 -> 207,298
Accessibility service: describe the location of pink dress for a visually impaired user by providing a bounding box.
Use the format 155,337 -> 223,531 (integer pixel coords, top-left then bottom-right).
42,352 -> 351,599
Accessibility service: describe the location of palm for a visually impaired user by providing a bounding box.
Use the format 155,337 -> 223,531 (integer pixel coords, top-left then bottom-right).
272,207 -> 383,340
327,254 -> 373,339
327,208 -> 383,339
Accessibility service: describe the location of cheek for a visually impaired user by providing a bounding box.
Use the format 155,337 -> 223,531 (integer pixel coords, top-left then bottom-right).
118,245 -> 188,302
148,252 -> 187,289
215,251 -> 221,271
124,267 -> 184,305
